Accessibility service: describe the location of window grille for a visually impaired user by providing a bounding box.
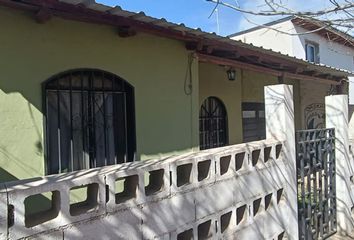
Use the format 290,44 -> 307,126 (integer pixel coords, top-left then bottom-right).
199,97 -> 228,150
44,69 -> 136,174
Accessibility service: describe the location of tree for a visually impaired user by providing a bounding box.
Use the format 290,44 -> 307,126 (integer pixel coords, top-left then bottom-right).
206,0 -> 354,36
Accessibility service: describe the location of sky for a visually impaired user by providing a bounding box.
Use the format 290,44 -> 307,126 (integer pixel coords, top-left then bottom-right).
96,0 -> 243,36
96,0 -> 348,36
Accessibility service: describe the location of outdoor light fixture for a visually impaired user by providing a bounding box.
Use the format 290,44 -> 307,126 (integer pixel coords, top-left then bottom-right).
227,68 -> 236,81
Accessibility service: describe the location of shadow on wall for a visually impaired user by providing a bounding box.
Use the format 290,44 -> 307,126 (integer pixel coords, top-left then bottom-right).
0,167 -> 51,216
348,105 -> 354,140
0,141 -> 43,183
0,167 -> 18,183
0,76 -> 45,180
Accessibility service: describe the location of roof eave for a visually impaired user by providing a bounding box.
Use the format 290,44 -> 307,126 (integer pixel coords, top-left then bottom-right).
0,0 -> 349,83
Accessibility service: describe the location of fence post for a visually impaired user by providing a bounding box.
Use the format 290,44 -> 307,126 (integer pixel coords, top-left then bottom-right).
326,94 -> 354,236
264,84 -> 298,240
0,185 -> 7,240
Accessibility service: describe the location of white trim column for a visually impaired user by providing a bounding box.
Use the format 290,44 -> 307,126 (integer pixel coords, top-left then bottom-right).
326,94 -> 354,236
265,84 -> 298,240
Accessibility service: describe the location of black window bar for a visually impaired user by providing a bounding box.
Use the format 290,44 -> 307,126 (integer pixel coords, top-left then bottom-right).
199,97 -> 228,150
44,69 -> 136,174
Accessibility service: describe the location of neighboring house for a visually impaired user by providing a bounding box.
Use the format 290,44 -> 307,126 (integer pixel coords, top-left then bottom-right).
0,1 -> 352,239
230,17 -> 354,130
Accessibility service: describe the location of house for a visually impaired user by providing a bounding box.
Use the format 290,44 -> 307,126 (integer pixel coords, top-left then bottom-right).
0,0 -> 349,181
0,1 -> 352,239
230,17 -> 354,130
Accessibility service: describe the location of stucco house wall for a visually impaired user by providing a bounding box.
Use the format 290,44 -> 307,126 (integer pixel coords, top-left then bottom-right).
0,5 -> 342,185
199,63 -> 243,144
0,6 -> 200,182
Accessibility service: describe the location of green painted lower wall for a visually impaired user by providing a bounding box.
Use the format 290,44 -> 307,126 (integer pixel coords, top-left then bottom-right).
0,6 -> 199,182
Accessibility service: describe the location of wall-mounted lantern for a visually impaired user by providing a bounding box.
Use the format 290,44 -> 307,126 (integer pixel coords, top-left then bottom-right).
227,68 -> 236,81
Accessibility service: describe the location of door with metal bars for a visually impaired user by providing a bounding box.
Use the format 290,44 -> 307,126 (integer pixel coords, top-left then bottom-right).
296,128 -> 336,240
45,69 -> 136,174
199,97 -> 228,150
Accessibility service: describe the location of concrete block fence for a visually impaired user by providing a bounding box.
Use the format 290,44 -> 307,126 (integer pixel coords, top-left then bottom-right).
0,84 -> 303,239
0,138 -> 290,240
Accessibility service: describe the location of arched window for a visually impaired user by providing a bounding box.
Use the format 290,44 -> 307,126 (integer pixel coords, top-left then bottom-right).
44,69 -> 136,174
199,97 -> 228,150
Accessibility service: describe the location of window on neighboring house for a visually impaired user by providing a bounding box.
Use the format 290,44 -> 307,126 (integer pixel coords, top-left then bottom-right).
305,42 -> 319,63
199,97 -> 228,150
242,103 -> 266,142
44,69 -> 136,174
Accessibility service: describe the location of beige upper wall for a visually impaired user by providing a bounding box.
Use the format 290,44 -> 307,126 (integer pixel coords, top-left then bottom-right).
199,62 -> 302,144
299,80 -> 332,129
0,6 -> 199,182
199,63 -> 243,144
199,62 -> 309,144
241,70 -> 278,102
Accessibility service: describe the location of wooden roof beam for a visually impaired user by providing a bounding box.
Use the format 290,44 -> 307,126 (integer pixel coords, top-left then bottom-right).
35,7 -> 51,23
295,67 -> 304,74
185,41 -> 204,51
206,45 -> 214,54
185,42 -> 197,51
117,26 -> 136,37
316,73 -> 331,79
246,55 -> 262,63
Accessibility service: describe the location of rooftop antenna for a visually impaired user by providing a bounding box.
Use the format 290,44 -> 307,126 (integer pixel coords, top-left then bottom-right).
215,7 -> 220,35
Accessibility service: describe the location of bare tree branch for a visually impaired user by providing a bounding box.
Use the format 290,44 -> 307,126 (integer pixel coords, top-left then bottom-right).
206,0 -> 353,45
241,16 -> 329,36
206,0 -> 354,17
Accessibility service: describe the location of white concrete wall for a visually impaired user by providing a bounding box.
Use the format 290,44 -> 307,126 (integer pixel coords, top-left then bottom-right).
265,84 -> 298,240
292,26 -> 353,70
233,21 -> 353,74
288,28 -> 354,106
231,21 -> 295,56
326,95 -> 354,236
0,138 -> 292,240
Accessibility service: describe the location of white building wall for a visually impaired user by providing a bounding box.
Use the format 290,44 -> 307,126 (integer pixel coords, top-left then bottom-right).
233,21 -> 353,73
292,25 -> 353,70
292,25 -> 354,107
231,21 -> 295,56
